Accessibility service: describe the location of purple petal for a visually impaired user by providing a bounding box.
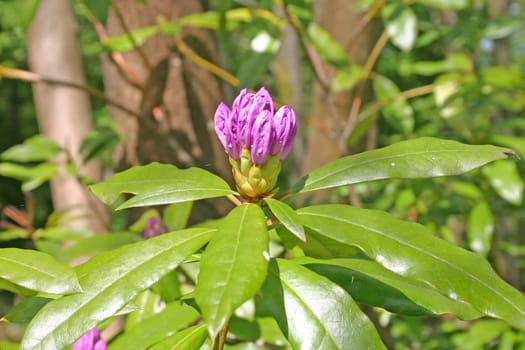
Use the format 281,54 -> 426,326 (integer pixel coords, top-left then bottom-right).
271,105 -> 297,159
73,328 -> 101,350
250,110 -> 275,165
214,102 -> 241,159
214,102 -> 231,150
93,340 -> 107,350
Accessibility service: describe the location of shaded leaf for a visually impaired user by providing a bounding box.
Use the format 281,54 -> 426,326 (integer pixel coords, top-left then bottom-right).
90,162 -> 234,210
164,202 -> 193,231
195,204 -> 269,337
148,323 -> 208,350
260,259 -> 386,349
307,23 -> 348,67
297,204 -> 525,329
0,248 -> 81,295
415,0 -> 469,10
3,297 -> 51,323
293,138 -> 514,194
21,228 -> 214,350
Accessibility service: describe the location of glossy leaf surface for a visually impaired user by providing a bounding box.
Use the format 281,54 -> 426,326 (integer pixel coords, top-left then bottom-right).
482,160 -> 524,205
0,248 -> 81,295
467,201 -> 494,257
299,257 -> 481,319
264,198 -> 305,242
108,302 -> 200,350
297,205 -> 525,329
195,204 -> 269,337
293,138 -> 513,194
260,259 -> 386,349
148,324 -> 208,350
21,228 -> 214,350
90,162 -> 234,210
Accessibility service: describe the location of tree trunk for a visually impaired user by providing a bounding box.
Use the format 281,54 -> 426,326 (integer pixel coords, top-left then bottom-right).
304,0 -> 380,174
26,0 -> 107,233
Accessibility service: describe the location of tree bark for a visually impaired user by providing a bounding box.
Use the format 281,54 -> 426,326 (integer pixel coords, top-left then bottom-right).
304,1 -> 380,174
26,0 -> 107,232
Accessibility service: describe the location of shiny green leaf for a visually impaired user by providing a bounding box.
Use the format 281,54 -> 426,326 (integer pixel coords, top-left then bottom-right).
0,248 -> 81,295
61,232 -> 142,261
467,201 -> 494,257
21,227 -> 214,350
260,259 -> 386,349
297,204 -> 525,329
90,162 -> 234,210
490,135 -> 525,159
164,202 -> 193,230
264,198 -> 305,242
293,138 -> 514,194
149,323 -> 208,350
1,135 -> 60,162
108,302 -> 200,350
299,257 -> 481,319
482,160 -> 524,205
195,204 -> 269,337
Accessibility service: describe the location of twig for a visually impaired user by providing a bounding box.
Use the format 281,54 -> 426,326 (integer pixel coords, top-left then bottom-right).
227,194 -> 243,206
345,0 -> 385,53
111,2 -> 153,71
0,65 -> 141,119
174,36 -> 239,87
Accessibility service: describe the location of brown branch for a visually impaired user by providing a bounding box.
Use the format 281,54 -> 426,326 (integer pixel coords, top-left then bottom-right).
111,2 -> 153,71
0,65 -> 141,119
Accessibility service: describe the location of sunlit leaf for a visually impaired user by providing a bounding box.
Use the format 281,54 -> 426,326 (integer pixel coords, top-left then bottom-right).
307,23 -> 348,67
482,160 -> 524,205
297,205 -> 525,329
101,26 -> 159,52
21,228 -> 214,350
1,135 -> 60,162
383,3 -> 418,52
293,138 -> 514,194
264,198 -> 305,242
148,324 -> 208,350
467,201 -> 494,257
260,259 -> 386,349
0,248 -> 81,295
90,162 -> 235,210
195,204 -> 269,337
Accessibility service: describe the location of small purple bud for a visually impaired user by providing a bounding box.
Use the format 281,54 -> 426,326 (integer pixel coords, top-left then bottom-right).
214,102 -> 242,159
73,328 -> 106,350
250,110 -> 275,165
142,216 -> 168,239
272,105 -> 297,159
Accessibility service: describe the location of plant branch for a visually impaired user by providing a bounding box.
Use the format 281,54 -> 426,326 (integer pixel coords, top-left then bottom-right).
211,319 -> 230,350
0,65 -> 141,119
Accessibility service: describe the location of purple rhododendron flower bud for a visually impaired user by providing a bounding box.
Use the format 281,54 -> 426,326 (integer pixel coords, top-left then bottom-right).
250,110 -> 275,165
73,328 -> 106,350
142,216 -> 169,239
271,105 -> 297,159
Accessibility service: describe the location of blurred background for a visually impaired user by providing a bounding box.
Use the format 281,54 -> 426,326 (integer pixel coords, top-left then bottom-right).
1,0 -> 525,348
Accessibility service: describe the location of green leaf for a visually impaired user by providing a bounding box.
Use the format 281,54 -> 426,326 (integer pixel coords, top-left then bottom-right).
148,323 -> 208,350
260,259 -> 386,349
0,248 -> 81,295
3,297 -> 51,323
101,26 -> 159,52
299,257 -> 482,319
293,138 -> 514,194
60,232 -> 142,261
0,162 -> 57,191
80,125 -> 120,163
195,204 -> 269,337
297,204 -> 525,329
373,75 -> 414,134
1,135 -> 60,162
306,23 -> 348,67
467,201 -> 494,257
383,4 -> 418,52
415,0 -> 469,10
81,0 -> 109,23
164,202 -> 193,231
90,162 -> 235,210
16,0 -> 40,32
482,160 -> 524,206
490,135 -> 525,159
21,227 -> 214,350
331,65 -> 362,92
108,302 -> 200,350
264,198 -> 305,242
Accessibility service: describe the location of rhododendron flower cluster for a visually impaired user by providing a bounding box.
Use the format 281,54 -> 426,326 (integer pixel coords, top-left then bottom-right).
214,87 -> 297,198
